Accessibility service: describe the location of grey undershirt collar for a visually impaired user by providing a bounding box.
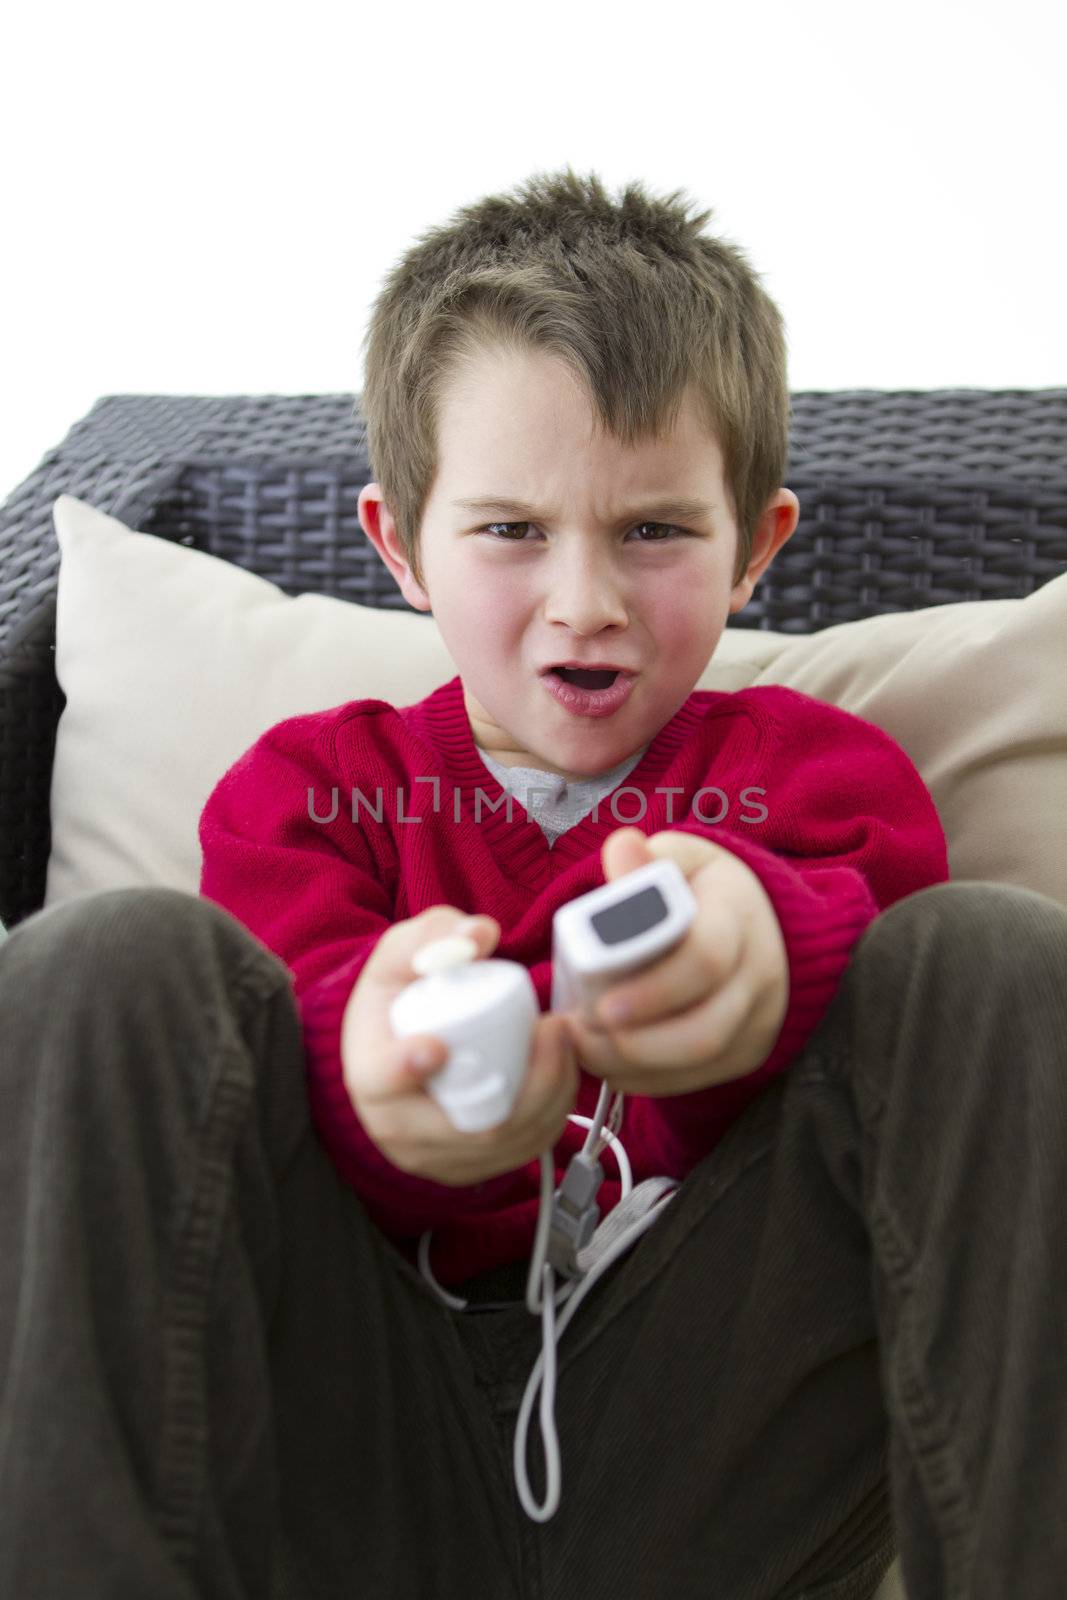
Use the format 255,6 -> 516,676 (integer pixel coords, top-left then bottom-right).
477,744 -> 649,845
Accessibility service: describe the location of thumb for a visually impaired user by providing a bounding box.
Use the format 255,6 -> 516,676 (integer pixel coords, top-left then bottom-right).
600,825 -> 651,883
642,828 -> 732,883
366,909 -> 496,1001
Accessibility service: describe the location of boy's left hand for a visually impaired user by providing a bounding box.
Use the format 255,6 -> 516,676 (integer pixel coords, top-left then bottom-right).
562,827 -> 790,1096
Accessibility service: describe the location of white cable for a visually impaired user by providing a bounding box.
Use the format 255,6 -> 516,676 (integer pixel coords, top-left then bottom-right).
417,1086 -> 681,1522
513,1181 -> 678,1521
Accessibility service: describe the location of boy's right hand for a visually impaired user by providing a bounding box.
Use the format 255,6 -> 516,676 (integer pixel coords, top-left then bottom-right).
340,906 -> 580,1187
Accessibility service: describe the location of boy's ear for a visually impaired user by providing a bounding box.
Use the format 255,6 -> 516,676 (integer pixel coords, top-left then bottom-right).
357,483 -> 432,611
729,488 -> 801,614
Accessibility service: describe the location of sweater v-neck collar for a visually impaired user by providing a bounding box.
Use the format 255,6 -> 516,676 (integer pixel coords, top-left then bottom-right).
403,674 -> 712,889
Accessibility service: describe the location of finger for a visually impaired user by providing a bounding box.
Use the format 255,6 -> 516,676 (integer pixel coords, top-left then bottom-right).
644,829 -> 733,879
549,1016 -> 583,1140
601,825 -> 651,883
513,1013 -> 574,1120
450,913 -> 499,952
606,965 -> 758,1084
370,907 -> 498,990
363,909 -> 499,1049
354,1027 -> 450,1108
364,1031 -> 508,1155
419,1016 -> 571,1168
376,1004 -> 564,1148
560,1009 -> 623,1085
591,897 -> 743,1030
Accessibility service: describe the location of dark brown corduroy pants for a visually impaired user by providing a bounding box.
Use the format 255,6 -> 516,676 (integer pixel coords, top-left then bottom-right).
0,880 -> 1064,1599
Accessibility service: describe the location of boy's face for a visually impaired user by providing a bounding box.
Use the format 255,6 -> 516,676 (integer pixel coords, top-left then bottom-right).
359,343 -> 799,783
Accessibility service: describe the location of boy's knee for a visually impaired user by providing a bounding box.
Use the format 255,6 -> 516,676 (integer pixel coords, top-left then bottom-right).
859,879 -> 1067,995
4,886 -> 279,991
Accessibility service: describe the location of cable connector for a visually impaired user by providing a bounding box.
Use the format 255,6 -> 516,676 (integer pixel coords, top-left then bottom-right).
546,1152 -> 604,1279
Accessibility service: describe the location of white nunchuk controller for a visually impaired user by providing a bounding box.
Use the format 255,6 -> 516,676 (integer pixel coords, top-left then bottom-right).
388,858 -> 698,1133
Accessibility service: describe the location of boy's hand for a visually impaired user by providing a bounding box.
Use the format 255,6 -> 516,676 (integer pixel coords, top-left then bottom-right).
341,906 -> 579,1186
562,828 -> 790,1096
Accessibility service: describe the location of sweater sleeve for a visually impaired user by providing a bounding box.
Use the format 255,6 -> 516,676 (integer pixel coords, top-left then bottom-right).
197,716 -> 521,1234
629,693 -> 951,1172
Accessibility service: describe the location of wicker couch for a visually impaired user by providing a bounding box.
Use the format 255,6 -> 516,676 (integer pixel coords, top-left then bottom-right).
2,389 -> 1067,1599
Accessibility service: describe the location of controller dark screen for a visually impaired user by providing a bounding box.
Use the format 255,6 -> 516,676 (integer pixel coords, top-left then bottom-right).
590,885 -> 667,946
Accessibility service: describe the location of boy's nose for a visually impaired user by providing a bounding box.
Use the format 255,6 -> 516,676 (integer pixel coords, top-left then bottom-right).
543,551 -> 630,633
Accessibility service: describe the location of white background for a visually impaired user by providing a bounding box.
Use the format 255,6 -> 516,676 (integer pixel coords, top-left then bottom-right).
2,0 -> 1064,504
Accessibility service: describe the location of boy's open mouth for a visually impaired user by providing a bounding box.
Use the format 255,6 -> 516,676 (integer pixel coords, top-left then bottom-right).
540,663 -> 638,718
549,667 -> 621,690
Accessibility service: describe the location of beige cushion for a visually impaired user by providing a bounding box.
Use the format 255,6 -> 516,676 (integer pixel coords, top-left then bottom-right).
45,493 -> 1067,918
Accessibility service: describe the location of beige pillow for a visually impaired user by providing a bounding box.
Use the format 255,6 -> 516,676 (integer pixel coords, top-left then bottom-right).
752,588 -> 1067,908
44,493 -> 1067,912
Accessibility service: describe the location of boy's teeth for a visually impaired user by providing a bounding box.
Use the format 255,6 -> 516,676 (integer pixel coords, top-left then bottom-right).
555,667 -> 618,689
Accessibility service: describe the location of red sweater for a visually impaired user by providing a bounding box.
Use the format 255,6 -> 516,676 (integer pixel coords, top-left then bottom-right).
198,673 -> 949,1285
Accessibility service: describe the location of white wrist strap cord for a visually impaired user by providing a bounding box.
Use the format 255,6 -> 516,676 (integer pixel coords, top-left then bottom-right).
417,1081 -> 681,1522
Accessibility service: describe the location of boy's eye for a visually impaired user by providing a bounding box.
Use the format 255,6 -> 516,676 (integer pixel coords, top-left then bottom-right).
478,521 -> 686,543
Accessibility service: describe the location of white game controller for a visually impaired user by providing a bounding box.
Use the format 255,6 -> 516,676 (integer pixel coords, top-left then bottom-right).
388,934 -> 540,1132
388,858 -> 698,1133
549,857 -> 697,1020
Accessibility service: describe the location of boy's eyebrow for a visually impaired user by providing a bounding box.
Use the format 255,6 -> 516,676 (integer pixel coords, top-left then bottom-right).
454,495 -> 718,523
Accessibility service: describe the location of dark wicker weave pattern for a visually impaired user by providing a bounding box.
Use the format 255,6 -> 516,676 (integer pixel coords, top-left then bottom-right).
1,389 -> 1065,929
